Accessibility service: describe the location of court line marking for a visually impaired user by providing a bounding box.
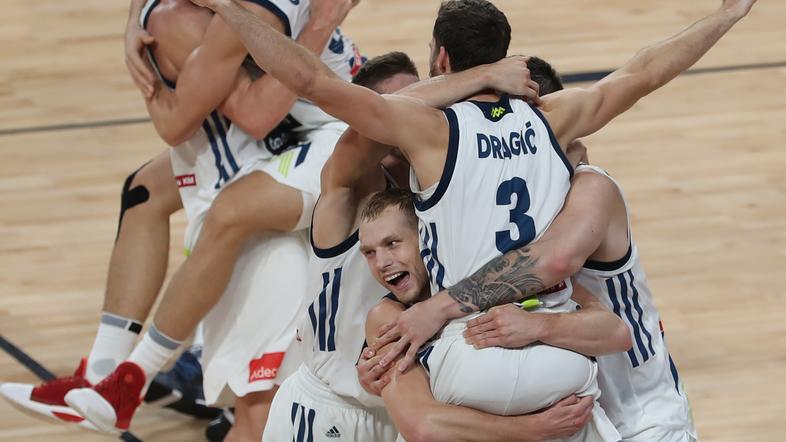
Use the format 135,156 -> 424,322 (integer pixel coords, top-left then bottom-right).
0,334 -> 143,442
1,60 -> 784,137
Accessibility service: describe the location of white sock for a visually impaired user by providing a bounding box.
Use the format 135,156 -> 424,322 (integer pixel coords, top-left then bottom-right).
128,324 -> 182,391
85,313 -> 142,384
190,322 -> 205,361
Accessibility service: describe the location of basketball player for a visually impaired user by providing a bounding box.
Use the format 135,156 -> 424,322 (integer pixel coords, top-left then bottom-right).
0,0 -> 358,437
200,0 -> 755,436
357,188 -> 633,441
457,160 -> 698,441
356,56 -> 696,441
263,50 -> 541,441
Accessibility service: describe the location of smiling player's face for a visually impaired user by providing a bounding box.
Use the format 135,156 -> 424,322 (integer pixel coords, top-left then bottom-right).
359,207 -> 429,304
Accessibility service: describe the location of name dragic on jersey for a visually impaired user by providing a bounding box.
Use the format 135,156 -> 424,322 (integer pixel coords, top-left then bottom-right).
411,95 -> 574,310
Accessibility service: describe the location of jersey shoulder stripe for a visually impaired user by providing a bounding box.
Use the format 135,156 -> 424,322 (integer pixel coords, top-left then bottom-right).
530,105 -> 573,177
414,108 -> 459,211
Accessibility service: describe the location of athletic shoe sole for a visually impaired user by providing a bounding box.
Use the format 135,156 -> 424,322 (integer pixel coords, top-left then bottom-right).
64,387 -> 121,434
0,382 -> 99,432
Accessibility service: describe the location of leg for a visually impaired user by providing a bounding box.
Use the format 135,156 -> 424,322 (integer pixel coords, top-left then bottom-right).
103,150 -> 183,320
153,170 -> 302,341
224,388 -> 277,442
85,151 -> 182,383
0,151 -> 183,429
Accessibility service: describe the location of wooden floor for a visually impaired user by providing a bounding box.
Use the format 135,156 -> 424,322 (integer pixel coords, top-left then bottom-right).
1,0 -> 785,440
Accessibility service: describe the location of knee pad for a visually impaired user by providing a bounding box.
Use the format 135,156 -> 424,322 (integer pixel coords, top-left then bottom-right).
116,162 -> 152,241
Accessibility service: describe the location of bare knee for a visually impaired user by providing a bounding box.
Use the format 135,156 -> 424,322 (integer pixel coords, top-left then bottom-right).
200,195 -> 252,244
124,165 -> 179,216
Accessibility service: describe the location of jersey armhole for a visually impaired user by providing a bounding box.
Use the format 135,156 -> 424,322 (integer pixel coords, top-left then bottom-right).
584,242 -> 633,272
413,108 -> 459,212
530,105 -> 574,178
310,227 -> 359,259
140,0 -> 177,89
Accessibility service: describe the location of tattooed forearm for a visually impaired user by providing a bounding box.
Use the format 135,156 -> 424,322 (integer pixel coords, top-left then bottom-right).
447,247 -> 546,312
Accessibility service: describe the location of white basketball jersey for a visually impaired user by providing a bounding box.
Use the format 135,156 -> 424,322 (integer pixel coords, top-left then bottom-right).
140,0 -> 359,222
411,96 -> 574,309
573,165 -> 696,440
301,231 -> 389,409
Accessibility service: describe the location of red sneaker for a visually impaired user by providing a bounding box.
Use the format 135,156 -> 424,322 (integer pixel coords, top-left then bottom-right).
0,359 -> 98,430
65,361 -> 145,433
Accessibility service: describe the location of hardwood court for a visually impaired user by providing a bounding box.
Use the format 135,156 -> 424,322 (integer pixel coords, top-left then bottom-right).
1,0 -> 785,440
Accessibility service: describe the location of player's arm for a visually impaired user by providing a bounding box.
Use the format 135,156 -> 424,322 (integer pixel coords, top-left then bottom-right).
375,167 -> 624,369
364,300 -> 593,442
220,0 -> 352,139
464,283 -> 632,356
198,0 -> 447,159
542,0 -> 757,148
125,0 -> 156,97
145,4 -> 285,146
398,55 -> 541,108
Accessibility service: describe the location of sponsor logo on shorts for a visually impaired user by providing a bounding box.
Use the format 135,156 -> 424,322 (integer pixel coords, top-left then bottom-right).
248,352 -> 285,382
325,426 -> 342,438
176,174 -> 197,188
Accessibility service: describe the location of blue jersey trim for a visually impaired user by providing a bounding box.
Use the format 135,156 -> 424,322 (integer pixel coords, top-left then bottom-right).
628,270 -> 656,356
317,272 -> 329,350
141,0 -> 177,89
310,225 -> 360,259
584,243 -> 632,272
244,0 -> 292,37
618,273 -> 651,365
326,268 -> 342,351
210,112 -> 240,174
202,120 -> 231,189
141,0 -> 159,29
607,278 -> 639,367
414,108 -> 459,212
468,94 -> 513,122
530,105 -> 573,178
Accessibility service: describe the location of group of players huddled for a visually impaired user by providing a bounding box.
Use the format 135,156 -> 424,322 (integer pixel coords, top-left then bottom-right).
1,0 -> 757,440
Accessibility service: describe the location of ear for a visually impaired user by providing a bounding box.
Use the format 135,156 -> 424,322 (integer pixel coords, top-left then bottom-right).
437,46 -> 452,74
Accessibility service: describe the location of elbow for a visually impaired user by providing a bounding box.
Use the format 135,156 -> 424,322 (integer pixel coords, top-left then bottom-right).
240,115 -> 279,141
611,319 -> 633,353
394,407 -> 448,442
544,251 -> 583,283
291,68 -> 319,99
398,419 -> 443,442
156,123 -> 194,147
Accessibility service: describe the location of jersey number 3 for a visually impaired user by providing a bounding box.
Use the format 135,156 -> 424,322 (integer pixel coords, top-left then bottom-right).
495,177 -> 536,253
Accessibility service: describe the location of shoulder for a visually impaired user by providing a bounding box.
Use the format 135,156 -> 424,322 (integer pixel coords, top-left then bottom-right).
365,298 -> 406,340
572,167 -> 621,202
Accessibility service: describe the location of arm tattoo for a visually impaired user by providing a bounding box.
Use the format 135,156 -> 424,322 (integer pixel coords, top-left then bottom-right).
447,247 -> 545,313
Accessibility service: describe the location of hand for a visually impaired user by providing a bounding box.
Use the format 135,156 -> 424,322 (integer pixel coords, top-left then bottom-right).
530,395 -> 594,440
371,300 -> 448,373
309,0 -> 356,28
486,56 -> 540,105
463,304 -> 546,349
124,21 -> 156,98
720,0 -> 757,20
356,348 -> 391,396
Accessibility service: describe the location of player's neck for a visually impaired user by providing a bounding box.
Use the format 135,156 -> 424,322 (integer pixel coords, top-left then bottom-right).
467,91 -> 502,103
